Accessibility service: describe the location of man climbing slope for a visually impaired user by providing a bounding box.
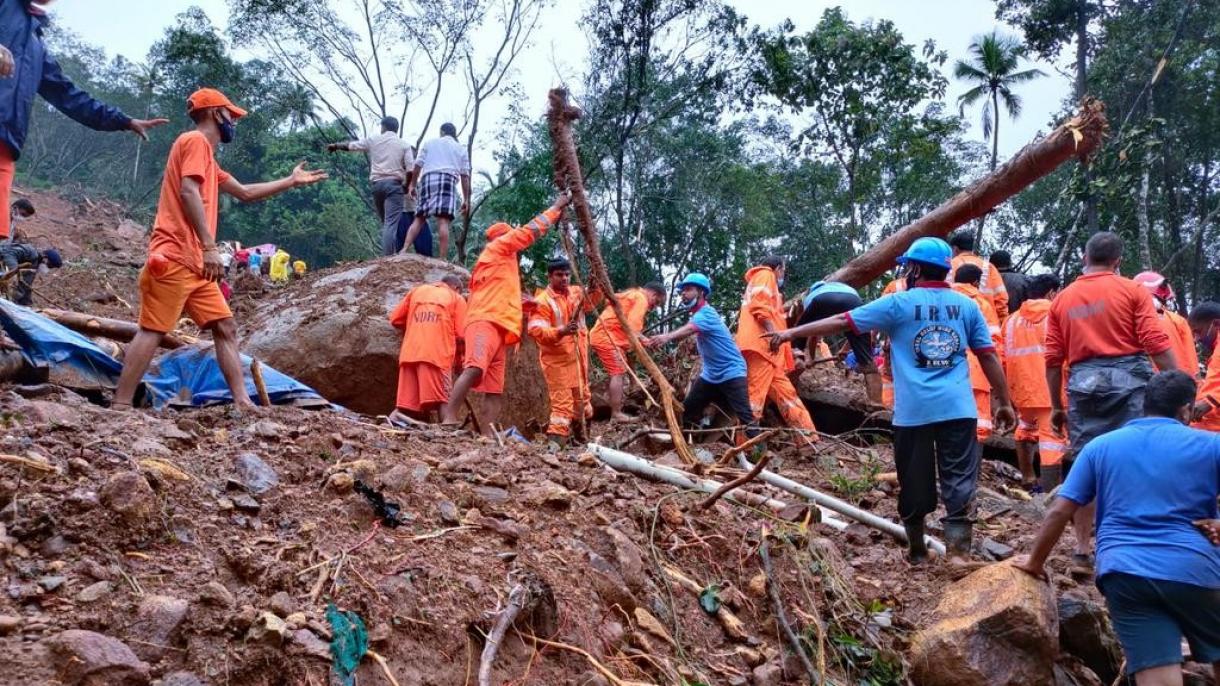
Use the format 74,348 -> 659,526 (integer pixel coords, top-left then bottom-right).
589,281 -> 666,422
527,258 -> 599,444
112,88 -> 328,410
647,273 -> 762,443
736,256 -> 817,437
952,264 -> 1003,445
388,275 -> 466,425
440,192 -> 571,434
1003,273 -> 1067,492
767,238 -> 1015,563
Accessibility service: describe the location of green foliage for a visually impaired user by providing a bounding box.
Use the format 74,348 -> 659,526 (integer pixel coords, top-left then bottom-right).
829,631 -> 905,686
827,462 -> 880,505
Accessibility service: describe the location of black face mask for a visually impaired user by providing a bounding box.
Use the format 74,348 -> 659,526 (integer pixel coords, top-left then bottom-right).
216,113 -> 236,144
904,267 -> 919,291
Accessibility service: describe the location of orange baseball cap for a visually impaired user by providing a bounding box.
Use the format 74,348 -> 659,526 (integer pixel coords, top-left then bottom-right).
186,88 -> 248,120
486,223 -> 511,240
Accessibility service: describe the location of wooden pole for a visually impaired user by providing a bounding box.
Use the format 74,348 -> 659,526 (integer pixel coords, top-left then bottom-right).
825,98 -> 1109,288
547,87 -> 697,465
39,308 -> 189,349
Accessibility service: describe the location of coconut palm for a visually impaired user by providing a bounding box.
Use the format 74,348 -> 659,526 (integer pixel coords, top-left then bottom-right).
954,31 -> 1046,172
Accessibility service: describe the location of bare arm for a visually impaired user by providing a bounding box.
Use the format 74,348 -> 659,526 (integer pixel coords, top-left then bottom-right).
765,313 -> 852,352
647,323 -> 698,348
1151,349 -> 1178,373
460,174 -> 472,214
179,177 -> 222,281
1015,497 -> 1081,578
221,162 -> 327,203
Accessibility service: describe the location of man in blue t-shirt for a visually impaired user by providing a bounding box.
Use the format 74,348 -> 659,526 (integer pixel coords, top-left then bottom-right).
647,272 -> 762,442
768,238 -> 1015,563
1015,370 -> 1220,686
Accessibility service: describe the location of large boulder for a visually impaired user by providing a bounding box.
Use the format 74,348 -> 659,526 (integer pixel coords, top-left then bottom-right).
1058,593 -> 1122,684
241,254 -> 549,431
909,562 -> 1059,686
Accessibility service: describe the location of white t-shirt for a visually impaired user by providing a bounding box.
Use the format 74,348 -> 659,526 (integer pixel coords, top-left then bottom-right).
415,136 -> 471,177
350,132 -> 415,183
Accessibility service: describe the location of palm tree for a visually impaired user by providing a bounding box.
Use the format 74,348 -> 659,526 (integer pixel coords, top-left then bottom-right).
954,31 -> 1046,173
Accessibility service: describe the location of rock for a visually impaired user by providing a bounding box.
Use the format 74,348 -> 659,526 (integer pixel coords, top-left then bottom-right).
982,537 -> 1015,561
438,500 -> 460,525
130,438 -> 171,456
231,493 -> 261,513
1058,593 -> 1122,684
411,462 -> 431,483
268,591 -> 296,618
77,581 -> 113,604
524,480 -> 574,508
326,472 -> 354,493
233,453 -> 279,495
246,611 -> 290,644
126,595 -> 189,662
38,575 -> 66,592
285,612 -> 308,629
0,614 -> 21,634
249,420 -> 286,440
1053,655 -> 1104,686
160,672 -> 206,686
45,629 -> 151,685
472,485 -> 510,508
41,534 -> 69,557
752,662 -> 783,686
99,472 -> 155,525
289,628 -> 332,660
633,607 -> 675,647
379,464 -> 412,493
909,562 -> 1058,686
605,527 -> 646,592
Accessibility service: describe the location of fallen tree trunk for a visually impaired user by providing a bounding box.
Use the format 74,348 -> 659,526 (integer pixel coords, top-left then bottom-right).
825,98 -> 1109,288
548,88 -> 696,465
39,309 -> 188,349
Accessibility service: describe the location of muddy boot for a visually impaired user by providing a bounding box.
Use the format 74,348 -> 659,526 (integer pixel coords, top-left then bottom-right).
572,420 -> 587,445
943,521 -> 974,560
904,518 -> 929,563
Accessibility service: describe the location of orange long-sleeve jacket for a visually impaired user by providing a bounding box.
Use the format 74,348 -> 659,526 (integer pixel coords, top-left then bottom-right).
953,283 -> 1003,391
951,252 -> 1009,320
1045,272 -> 1172,368
1003,298 -> 1055,408
590,288 -> 650,350
1159,309 -> 1199,375
527,285 -> 596,387
1195,346 -> 1220,431
389,283 -> 467,368
464,208 -> 559,344
735,266 -> 787,366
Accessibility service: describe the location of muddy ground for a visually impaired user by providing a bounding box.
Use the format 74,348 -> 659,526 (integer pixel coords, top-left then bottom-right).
0,188 -> 1103,686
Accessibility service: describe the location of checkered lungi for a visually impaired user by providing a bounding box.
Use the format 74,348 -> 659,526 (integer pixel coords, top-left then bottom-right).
415,171 -> 460,219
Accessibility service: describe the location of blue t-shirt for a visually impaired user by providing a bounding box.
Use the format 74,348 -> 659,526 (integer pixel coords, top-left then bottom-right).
846,283 -> 993,426
248,253 -> 263,269
1059,417 -> 1220,589
690,304 -> 747,383
803,280 -> 858,309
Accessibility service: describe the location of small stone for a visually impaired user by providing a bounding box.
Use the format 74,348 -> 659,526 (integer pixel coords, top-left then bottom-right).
472,485 -> 510,508
216,496 -> 234,511
160,672 -> 205,686
752,662 -> 782,686
285,612 -> 307,629
268,591 -> 296,618
198,581 -> 235,608
438,500 -> 460,525
233,453 -> 279,495
38,576 -> 66,592
44,629 -> 151,685
378,465 -> 412,493
41,535 -> 69,557
347,459 -> 377,483
66,490 -> 100,510
99,472 -> 155,526
326,472 -> 354,493
982,537 -> 1015,561
249,420 -> 286,440
0,615 -> 21,634
411,463 -> 431,482
68,458 -> 94,475
288,628 -> 331,660
127,595 -> 189,662
246,611 -> 290,644
130,438 -> 171,456
77,581 -> 113,604
231,494 -> 261,513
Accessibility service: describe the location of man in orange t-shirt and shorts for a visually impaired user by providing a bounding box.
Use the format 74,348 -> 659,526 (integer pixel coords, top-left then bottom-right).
112,88 -> 327,409
589,282 -> 666,422
388,275 -> 467,423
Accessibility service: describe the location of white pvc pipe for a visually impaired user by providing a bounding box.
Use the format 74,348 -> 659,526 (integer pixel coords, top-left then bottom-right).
736,455 -> 946,555
587,443 -> 849,532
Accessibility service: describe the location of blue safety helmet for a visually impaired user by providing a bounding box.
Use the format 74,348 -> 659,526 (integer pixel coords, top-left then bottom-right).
896,237 -> 952,270
675,272 -> 712,295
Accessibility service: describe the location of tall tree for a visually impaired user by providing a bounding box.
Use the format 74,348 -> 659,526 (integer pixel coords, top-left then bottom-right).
954,31 -> 1045,173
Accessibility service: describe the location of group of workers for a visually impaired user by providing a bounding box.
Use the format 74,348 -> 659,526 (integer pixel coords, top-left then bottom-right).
225,245 -> 307,286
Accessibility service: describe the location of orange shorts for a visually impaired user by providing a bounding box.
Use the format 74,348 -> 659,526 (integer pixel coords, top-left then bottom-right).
0,145 -> 13,239
396,361 -> 451,412
138,258 -> 232,333
463,320 -> 508,395
592,338 -> 628,376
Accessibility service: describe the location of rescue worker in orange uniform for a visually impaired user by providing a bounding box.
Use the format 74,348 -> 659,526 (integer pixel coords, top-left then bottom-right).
1133,271 -> 1199,376
1002,273 -> 1068,493
439,192 -> 571,434
948,230 -> 1009,320
952,264 -> 1003,442
388,275 -> 466,424
1188,301 -> 1220,432
736,256 -> 818,436
527,258 -> 600,444
589,281 -> 667,422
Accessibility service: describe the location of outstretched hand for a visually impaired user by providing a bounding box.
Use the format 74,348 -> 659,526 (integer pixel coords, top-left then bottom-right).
1195,519 -> 1220,545
129,118 -> 170,141
291,162 -> 328,187
761,329 -> 791,353
1011,555 -> 1048,582
552,190 -> 573,212
993,404 -> 1017,434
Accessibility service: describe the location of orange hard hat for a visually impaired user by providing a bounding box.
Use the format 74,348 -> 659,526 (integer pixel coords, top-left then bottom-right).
186,88 -> 248,120
485,223 -> 511,241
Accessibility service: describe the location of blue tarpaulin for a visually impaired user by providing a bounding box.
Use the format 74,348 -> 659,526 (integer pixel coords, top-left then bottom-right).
0,300 -> 326,409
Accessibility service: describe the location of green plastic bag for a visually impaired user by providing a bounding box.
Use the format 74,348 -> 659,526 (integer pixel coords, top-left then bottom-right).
327,603 -> 368,686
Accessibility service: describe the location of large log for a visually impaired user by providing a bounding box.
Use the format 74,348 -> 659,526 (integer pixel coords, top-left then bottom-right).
826,98 -> 1109,288
39,309 -> 189,349
547,88 -> 698,465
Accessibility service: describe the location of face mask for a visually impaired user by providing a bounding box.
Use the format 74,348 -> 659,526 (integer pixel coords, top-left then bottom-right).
777,277 -> 785,289
216,114 -> 236,144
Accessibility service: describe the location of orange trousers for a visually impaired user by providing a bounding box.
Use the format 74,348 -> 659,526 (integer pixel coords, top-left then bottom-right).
744,352 -> 816,434
545,381 -> 592,437
1015,407 -> 1067,467
974,388 -> 992,442
0,145 -> 12,239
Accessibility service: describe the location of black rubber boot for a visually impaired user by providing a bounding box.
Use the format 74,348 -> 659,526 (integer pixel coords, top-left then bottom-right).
904,518 -> 929,563
943,521 -> 974,559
